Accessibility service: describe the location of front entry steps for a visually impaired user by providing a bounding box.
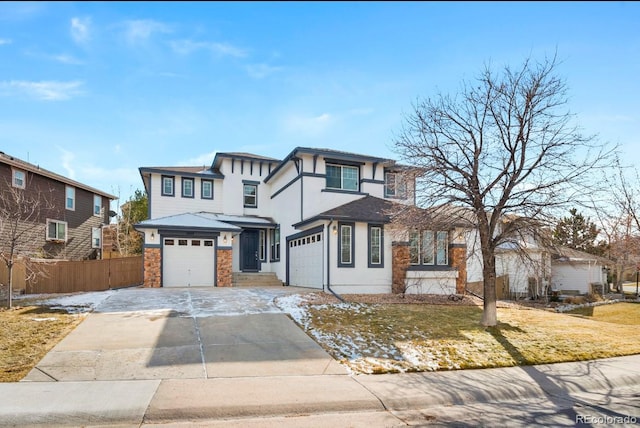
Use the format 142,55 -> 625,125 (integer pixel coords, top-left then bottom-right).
232,272 -> 285,287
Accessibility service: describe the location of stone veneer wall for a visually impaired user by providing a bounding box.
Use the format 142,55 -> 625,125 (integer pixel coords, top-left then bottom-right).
143,247 -> 161,288
449,244 -> 467,294
392,242 -> 411,294
216,248 -> 232,287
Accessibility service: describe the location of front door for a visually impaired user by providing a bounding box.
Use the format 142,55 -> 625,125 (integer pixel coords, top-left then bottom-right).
240,229 -> 260,271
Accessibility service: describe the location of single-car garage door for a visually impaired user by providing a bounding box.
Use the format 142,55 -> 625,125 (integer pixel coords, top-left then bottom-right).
288,231 -> 323,289
163,238 -> 216,287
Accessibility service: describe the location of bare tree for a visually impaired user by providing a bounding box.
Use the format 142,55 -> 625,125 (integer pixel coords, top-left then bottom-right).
0,177 -> 56,308
595,157 -> 640,292
392,55 -> 614,326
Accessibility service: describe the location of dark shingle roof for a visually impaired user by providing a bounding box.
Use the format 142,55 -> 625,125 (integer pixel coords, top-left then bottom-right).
293,196 -> 400,228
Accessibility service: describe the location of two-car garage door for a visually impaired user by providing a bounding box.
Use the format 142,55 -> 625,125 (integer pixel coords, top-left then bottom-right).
163,238 -> 216,287
288,231 -> 323,289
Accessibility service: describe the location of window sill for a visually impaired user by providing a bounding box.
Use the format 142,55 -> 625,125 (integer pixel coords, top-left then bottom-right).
322,189 -> 367,196
407,265 -> 454,271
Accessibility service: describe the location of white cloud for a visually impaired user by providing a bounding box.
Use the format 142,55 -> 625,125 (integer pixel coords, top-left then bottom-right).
246,63 -> 283,79
180,151 -> 217,167
70,17 -> 91,45
170,39 -> 247,58
1,80 -> 85,101
122,19 -> 172,44
51,54 -> 84,65
0,38 -> 12,45
282,113 -> 333,136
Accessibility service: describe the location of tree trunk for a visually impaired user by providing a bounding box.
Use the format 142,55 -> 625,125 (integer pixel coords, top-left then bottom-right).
481,251 -> 497,327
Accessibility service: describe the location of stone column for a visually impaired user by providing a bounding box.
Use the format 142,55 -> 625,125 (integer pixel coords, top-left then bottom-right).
449,244 -> 467,294
143,247 -> 161,288
392,242 -> 410,294
217,248 -> 233,287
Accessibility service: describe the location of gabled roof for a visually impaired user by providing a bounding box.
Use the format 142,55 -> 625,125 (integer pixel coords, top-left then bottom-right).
264,146 -> 399,183
293,196 -> 399,228
551,246 -> 611,265
0,151 -> 116,199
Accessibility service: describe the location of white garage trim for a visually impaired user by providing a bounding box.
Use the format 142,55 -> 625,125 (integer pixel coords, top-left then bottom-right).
287,227 -> 324,289
163,237 -> 216,287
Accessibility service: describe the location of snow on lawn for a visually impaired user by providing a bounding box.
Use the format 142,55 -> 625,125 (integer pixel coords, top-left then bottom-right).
14,289 -> 118,313
275,293 -> 429,374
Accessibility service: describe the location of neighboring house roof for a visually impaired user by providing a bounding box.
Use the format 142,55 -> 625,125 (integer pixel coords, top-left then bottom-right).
135,212 -> 276,231
0,151 -> 117,199
551,246 -> 611,265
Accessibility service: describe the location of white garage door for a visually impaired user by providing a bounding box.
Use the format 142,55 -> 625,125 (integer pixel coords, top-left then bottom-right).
288,231 -> 323,289
163,238 -> 216,287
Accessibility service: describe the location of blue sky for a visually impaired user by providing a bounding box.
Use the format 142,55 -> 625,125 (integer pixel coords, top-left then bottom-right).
1,2 -> 639,209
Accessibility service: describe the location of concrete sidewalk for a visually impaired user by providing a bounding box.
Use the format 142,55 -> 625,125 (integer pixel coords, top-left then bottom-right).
1,354 -> 639,426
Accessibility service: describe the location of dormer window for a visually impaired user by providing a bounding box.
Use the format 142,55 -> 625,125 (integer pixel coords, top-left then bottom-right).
326,164 -> 358,191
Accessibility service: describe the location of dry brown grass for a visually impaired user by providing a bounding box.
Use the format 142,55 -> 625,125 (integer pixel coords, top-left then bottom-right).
298,296 -> 640,374
0,306 -> 85,382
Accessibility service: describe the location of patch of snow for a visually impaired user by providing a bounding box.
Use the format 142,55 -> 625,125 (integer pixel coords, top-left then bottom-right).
30,317 -> 58,322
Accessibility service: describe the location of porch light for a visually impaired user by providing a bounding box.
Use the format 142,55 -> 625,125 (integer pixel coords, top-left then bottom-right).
150,232 -> 155,240
223,234 -> 228,244
332,225 -> 337,235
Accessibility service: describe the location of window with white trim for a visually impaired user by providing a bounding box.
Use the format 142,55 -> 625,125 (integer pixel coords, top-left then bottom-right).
162,175 -> 175,196
93,195 -> 102,216
46,219 -> 67,242
66,186 -> 75,210
12,169 -> 26,189
326,164 -> 358,191
270,228 -> 280,261
409,230 -> 449,266
201,180 -> 213,199
91,227 -> 101,249
338,223 -> 354,267
384,171 -> 406,198
182,177 -> 194,198
369,225 -> 383,267
243,183 -> 257,208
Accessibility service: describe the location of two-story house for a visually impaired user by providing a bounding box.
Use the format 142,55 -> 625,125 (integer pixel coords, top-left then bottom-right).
0,152 -> 116,260
135,147 -> 469,294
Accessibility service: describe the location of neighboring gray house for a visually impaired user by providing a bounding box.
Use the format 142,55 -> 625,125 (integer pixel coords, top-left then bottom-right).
551,246 -> 610,295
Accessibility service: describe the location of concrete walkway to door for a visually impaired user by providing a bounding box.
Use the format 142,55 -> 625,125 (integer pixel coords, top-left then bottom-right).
23,286 -> 346,381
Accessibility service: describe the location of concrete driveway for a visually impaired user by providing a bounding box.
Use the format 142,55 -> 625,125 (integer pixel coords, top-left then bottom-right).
24,287 -> 346,382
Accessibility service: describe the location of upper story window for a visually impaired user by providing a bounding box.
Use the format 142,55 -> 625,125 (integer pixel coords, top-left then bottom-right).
326,164 -> 358,191
243,182 -> 258,208
162,175 -> 175,196
12,168 -> 26,189
385,171 -> 406,198
409,230 -> 449,266
66,186 -> 75,211
93,195 -> 102,216
46,219 -> 67,242
182,177 -> 194,198
201,180 -> 213,199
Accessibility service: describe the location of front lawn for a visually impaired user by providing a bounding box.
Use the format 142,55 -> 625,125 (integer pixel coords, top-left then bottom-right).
280,297 -> 640,374
0,306 -> 85,382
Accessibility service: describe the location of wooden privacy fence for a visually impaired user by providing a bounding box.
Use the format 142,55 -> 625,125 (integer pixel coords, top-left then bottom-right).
0,256 -> 143,295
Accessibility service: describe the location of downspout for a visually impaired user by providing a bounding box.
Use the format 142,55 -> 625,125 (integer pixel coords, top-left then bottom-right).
326,219 -> 345,302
